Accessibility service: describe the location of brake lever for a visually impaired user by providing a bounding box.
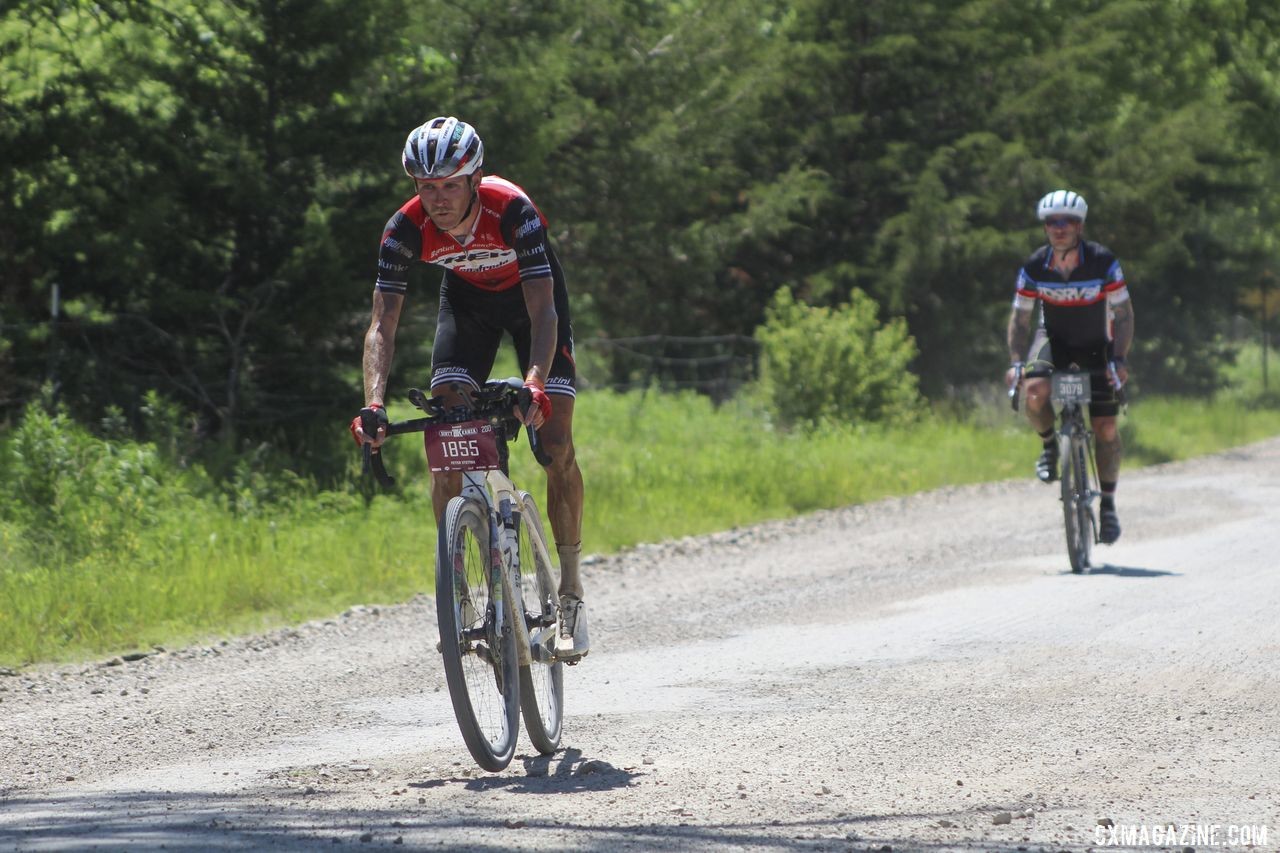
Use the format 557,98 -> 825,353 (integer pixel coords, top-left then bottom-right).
515,386 -> 554,467
526,424 -> 552,468
1108,360 -> 1129,409
1008,363 -> 1024,411
359,408 -> 395,487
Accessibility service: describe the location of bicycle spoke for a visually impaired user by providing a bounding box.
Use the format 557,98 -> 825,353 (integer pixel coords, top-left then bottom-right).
515,491 -> 564,755
436,498 -> 519,772
1060,421 -> 1090,573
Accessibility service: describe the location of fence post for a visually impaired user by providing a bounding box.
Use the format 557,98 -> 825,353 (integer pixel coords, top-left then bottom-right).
47,282 -> 61,398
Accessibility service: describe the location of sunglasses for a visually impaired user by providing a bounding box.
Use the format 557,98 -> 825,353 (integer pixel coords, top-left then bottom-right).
1044,217 -> 1081,228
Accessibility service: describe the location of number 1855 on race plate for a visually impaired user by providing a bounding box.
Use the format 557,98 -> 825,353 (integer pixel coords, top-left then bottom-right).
424,420 -> 501,472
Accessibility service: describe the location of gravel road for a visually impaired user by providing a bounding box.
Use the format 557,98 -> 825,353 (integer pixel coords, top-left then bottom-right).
3,438 -> 1278,852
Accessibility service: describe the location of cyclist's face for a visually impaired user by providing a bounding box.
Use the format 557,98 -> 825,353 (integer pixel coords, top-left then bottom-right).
416,174 -> 477,231
1044,216 -> 1083,251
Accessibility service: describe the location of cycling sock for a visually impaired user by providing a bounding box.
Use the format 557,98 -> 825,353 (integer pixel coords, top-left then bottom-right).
557,542 -> 583,600
1038,428 -> 1055,445
1100,482 -> 1117,509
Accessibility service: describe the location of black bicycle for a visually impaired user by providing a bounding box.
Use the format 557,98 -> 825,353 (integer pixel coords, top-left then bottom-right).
1011,362 -> 1123,573
359,378 -> 566,771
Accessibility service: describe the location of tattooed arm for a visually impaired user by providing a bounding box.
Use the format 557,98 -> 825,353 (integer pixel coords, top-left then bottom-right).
363,289 -> 404,408
1110,297 -> 1134,385
1007,304 -> 1034,364
1006,300 -> 1035,387
1110,299 -> 1134,359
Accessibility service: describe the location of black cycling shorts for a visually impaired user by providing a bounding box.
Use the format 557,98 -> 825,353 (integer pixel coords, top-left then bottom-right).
1026,335 -> 1119,418
430,251 -> 576,398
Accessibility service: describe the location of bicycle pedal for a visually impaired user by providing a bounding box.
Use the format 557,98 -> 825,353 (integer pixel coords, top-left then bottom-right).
552,645 -> 586,666
528,629 -> 557,664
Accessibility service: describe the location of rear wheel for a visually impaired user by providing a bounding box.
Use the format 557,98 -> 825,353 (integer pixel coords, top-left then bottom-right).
436,497 -> 519,772
1059,425 -> 1092,573
515,491 -> 564,754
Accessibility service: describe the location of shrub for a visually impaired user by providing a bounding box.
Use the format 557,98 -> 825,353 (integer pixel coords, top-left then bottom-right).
755,287 -> 923,427
0,396 -> 180,564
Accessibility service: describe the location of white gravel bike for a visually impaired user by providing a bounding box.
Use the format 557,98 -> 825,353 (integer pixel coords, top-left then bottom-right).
1010,361 -> 1124,574
359,378 -> 566,772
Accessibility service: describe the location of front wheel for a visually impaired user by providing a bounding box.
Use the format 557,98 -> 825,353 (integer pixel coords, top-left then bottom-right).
1059,426 -> 1093,574
436,497 -> 519,772
515,491 -> 564,754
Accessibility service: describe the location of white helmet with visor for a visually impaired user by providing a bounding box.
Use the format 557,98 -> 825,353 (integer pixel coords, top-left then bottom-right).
402,116 -> 484,181
1037,189 -> 1088,222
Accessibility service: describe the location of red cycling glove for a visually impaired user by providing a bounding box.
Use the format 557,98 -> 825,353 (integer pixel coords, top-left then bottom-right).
523,382 -> 552,422
350,404 -> 386,446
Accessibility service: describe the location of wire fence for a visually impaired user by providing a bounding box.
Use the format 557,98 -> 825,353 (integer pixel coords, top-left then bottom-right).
574,334 -> 761,402
1,316 -> 763,415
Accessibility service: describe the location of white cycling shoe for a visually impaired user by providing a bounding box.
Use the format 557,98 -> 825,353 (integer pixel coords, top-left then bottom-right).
556,595 -> 590,661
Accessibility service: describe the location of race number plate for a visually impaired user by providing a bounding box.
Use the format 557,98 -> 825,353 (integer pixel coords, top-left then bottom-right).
424,420 -> 500,472
1051,371 -> 1091,404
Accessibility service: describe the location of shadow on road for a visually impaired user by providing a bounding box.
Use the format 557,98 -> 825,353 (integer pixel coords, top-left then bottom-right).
1079,563 -> 1178,578
0,788 -> 1098,852
406,747 -> 640,796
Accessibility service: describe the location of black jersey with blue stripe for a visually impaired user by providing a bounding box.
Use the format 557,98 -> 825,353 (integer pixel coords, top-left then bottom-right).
1014,241 -> 1128,349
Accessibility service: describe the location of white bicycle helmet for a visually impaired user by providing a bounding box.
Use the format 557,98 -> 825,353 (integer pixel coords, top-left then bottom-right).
402,116 -> 484,180
1036,189 -> 1088,221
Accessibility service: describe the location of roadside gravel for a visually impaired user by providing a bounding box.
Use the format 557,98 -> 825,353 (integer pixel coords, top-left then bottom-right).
3,438 -> 1279,851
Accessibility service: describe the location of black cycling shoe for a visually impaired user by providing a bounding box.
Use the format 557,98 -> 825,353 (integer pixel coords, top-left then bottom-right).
1035,443 -> 1059,483
1099,505 -> 1121,544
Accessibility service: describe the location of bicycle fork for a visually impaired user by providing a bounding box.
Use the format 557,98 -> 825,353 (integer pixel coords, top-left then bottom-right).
1059,419 -> 1100,538
494,496 -> 541,667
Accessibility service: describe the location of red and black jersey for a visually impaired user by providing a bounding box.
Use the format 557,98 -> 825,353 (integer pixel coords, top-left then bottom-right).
375,176 -> 553,295
1013,240 -> 1129,349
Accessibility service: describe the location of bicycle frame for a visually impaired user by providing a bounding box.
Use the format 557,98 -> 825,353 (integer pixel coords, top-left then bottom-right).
1051,371 -> 1102,572
360,377 -> 558,665
1058,402 -> 1100,519
460,467 -> 558,667
1011,361 -> 1124,572
362,377 -> 565,771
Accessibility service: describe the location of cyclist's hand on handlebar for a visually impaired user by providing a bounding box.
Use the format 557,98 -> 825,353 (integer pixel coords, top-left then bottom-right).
1005,361 -> 1025,390
1108,358 -> 1129,389
1005,362 -> 1025,411
350,404 -> 389,448
516,380 -> 552,428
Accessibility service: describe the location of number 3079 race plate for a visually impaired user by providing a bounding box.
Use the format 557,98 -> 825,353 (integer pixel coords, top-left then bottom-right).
424,420 -> 501,472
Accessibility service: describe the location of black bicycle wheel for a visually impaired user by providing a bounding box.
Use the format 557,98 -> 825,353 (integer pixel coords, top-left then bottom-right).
515,491 -> 564,754
436,496 -> 519,772
1074,436 -> 1096,567
1059,425 -> 1090,574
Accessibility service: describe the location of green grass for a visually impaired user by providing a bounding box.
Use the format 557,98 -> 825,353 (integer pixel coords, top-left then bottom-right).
568,390 -> 1029,547
1123,396 -> 1280,465
2,381 -> 1279,668
0,493 -> 443,665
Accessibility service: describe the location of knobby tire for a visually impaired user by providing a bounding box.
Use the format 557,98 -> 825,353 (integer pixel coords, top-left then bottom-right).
436,497 -> 519,772
1059,423 -> 1091,574
515,491 -> 564,754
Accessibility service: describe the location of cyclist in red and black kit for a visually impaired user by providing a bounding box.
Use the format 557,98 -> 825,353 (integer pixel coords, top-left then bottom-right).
1004,190 -> 1135,545
351,116 -> 589,658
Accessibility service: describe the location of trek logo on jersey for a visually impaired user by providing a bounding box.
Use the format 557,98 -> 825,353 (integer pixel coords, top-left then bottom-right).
1041,283 -> 1103,305
428,247 -> 518,274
